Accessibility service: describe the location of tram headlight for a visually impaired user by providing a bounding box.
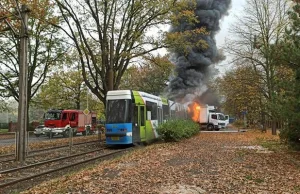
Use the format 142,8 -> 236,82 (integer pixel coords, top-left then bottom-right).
126,132 -> 132,136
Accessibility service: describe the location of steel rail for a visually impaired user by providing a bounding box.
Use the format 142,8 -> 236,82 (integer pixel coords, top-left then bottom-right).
0,148 -> 131,188
27,140 -> 102,154
0,148 -> 106,174
0,140 -> 104,162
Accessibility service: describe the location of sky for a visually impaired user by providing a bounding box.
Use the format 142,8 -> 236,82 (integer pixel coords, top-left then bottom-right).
216,0 -> 246,48
215,0 -> 246,75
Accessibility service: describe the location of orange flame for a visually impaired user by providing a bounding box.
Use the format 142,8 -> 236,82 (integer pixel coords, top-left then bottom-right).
188,102 -> 201,122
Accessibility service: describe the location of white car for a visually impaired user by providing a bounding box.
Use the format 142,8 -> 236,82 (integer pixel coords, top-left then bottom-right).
34,125 -> 45,137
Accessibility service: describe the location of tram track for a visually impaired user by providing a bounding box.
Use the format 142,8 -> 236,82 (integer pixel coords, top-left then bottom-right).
0,139 -> 104,163
0,147 -> 133,190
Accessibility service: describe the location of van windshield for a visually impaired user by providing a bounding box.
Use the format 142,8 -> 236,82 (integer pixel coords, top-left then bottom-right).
218,114 -> 225,120
106,99 -> 131,123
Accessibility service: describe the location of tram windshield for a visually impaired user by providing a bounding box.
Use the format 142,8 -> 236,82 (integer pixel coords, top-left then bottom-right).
106,99 -> 131,123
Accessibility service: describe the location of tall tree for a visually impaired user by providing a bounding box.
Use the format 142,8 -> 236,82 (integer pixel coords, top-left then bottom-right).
52,0 -> 190,105
120,55 -> 175,95
32,69 -> 105,115
32,70 -> 85,110
277,0 -> 300,144
0,98 -> 18,123
213,64 -> 263,124
0,0 -> 15,32
225,0 -> 290,134
0,98 -> 10,112
0,0 -> 65,104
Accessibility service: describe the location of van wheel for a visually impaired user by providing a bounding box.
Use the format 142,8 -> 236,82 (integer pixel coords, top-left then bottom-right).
207,124 -> 214,131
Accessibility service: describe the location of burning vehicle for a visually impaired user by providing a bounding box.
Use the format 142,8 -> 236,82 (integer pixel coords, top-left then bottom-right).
188,102 -> 228,131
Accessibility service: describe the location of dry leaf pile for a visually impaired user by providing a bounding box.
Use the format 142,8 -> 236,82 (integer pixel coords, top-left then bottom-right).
21,131 -> 300,194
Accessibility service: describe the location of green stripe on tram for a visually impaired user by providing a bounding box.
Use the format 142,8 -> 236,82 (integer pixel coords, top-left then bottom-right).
132,90 -> 145,105
161,97 -> 168,105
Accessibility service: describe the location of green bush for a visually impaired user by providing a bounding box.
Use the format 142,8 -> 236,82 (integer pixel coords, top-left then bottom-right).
279,127 -> 300,150
157,119 -> 199,142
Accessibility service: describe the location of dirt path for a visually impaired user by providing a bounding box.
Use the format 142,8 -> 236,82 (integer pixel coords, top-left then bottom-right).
20,131 -> 300,194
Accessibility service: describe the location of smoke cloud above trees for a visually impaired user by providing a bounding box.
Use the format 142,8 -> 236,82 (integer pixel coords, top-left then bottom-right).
166,0 -> 232,105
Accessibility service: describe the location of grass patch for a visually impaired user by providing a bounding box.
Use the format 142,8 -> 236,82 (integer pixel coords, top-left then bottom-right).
236,150 -> 246,157
245,175 -> 264,183
0,129 -> 8,133
294,185 -> 300,192
254,178 -> 264,183
256,138 -> 287,152
245,175 -> 252,180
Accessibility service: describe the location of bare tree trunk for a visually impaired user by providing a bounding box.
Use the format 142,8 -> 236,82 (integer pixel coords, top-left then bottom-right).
261,111 -> 266,133
271,119 -> 277,135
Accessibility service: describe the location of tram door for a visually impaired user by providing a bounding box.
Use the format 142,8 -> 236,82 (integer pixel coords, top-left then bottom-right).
133,105 -> 146,143
158,107 -> 162,124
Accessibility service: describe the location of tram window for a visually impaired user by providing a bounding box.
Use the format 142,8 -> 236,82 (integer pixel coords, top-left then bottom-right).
140,106 -> 145,126
170,110 -> 176,118
162,105 -> 169,120
146,101 -> 157,120
106,99 -> 131,123
158,108 -> 162,124
133,106 -> 138,125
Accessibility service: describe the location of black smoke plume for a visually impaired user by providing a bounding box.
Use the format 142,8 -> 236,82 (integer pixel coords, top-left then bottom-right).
167,0 -> 231,105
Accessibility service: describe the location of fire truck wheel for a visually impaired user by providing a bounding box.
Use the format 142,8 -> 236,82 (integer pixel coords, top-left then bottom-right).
63,129 -> 70,138
47,133 -> 54,138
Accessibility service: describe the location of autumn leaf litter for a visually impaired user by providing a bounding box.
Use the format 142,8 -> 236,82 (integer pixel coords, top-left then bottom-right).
21,131 -> 300,194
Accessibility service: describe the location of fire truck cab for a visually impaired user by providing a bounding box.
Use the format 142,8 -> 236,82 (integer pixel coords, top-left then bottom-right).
43,109 -> 97,138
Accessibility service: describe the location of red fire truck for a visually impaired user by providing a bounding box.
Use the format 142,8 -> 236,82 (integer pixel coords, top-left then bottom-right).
43,109 -> 97,138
